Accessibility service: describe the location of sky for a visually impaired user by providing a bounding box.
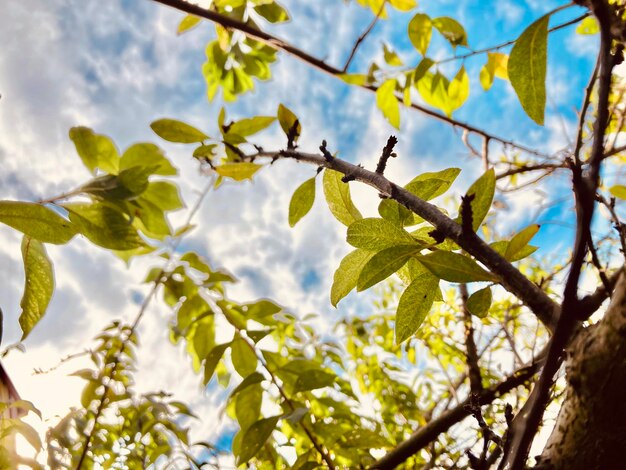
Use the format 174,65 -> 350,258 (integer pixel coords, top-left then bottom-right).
0,0 -> 600,465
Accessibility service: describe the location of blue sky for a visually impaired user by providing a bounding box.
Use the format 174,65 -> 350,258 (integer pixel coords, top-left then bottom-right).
0,0 -> 601,463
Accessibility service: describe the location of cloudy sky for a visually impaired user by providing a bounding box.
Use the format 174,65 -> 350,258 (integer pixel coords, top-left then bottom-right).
0,0 -> 597,464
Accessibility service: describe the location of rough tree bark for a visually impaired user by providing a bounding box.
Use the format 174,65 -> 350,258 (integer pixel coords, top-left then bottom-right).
536,268 -> 626,469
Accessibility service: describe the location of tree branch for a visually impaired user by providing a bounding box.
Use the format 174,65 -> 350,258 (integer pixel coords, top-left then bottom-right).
255,148 -> 560,331
502,1 -> 617,466
342,0 -> 386,72
150,0 -> 550,158
370,352 -> 546,469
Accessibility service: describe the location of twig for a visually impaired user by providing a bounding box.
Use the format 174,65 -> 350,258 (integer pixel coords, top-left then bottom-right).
342,0 -> 386,72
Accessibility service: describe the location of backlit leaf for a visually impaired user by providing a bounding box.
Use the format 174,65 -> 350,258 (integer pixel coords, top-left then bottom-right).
215,162 -> 262,181
177,14 -> 201,34
408,13 -> 432,55
432,16 -> 467,47
203,343 -> 230,385
277,103 -> 301,141
228,116 -> 276,137
323,169 -> 362,226
480,52 -> 509,91
69,127 -> 120,175
467,286 -> 492,318
347,218 -> 417,250
331,249 -> 375,306
19,236 -> 54,340
119,143 -> 177,176
289,177 -> 316,227
254,1 -> 290,23
395,273 -> 439,343
63,202 -> 144,250
231,337 -> 257,377
460,168 -> 495,231
0,201 -> 77,244
383,43 -> 403,66
357,245 -> 420,291
237,416 -> 280,464
150,118 -> 209,143
610,185 -> 626,200
505,224 -> 539,260
294,370 -> 336,392
508,15 -> 549,125
376,79 -> 400,129
417,251 -> 497,282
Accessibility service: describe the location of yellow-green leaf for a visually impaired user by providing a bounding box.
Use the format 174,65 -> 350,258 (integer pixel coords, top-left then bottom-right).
254,1 -> 290,23
288,177 -> 316,227
338,73 -> 368,86
480,52 -> 509,91
610,185 -> 626,200
231,337 -> 257,377
228,116 -> 276,137
150,118 -> 209,143
508,15 -> 549,125
432,16 -> 467,47
19,236 -> 54,340
395,273 -> 439,343
323,169 -> 363,226
215,162 -> 262,181
0,201 -> 77,244
63,202 -> 144,250
277,104 -> 301,141
177,14 -> 201,34
408,13 -> 432,55
237,415 -> 280,464
576,16 -> 599,35
357,245 -> 420,291
383,43 -> 403,66
417,251 -> 497,282
505,224 -> 540,260
347,217 -> 417,250
459,168 -> 495,231
449,66 -> 469,111
467,286 -> 492,318
119,143 -> 177,176
69,127 -> 120,175
376,79 -> 400,129
331,249 -> 375,307
389,0 -> 416,11
203,343 -> 230,385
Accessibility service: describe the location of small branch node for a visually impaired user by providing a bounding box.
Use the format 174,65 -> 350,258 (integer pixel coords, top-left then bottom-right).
375,135 -> 398,174
319,140 -> 334,161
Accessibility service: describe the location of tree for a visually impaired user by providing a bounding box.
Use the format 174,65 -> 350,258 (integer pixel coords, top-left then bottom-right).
1,0 -> 625,468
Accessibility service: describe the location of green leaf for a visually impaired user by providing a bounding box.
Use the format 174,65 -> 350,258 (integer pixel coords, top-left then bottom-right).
177,14 -> 201,34
203,343 -> 230,385
347,218 -> 417,250
405,167 -> 461,200
0,201 -> 77,244
277,103 -> 301,141
254,1 -> 290,23
376,79 -> 400,129
490,240 -> 538,262
331,249 -> 375,307
395,273 -> 439,343
432,16 -> 468,47
466,286 -> 492,318
378,199 -> 417,226
323,169 -> 363,226
294,370 -> 336,393
119,143 -> 177,176
389,0 -> 416,11
235,384 -> 262,432
460,168 -> 495,231
338,73 -> 368,86
448,66 -> 469,111
508,15 -> 549,125
142,181 -> 184,212
505,224 -> 540,261
150,118 -> 209,143
289,177 -> 316,227
480,52 -> 508,91
383,43 -> 403,66
19,236 -> 54,340
215,162 -> 262,181
237,416 -> 280,464
228,116 -> 276,137
417,72 -> 452,115
417,251 -> 497,282
357,245 -> 420,291
576,16 -> 598,35
230,372 -> 265,398
408,13 -> 432,55
413,57 -> 434,83
79,166 -> 155,201
231,337 -> 257,377
63,202 -> 144,250
69,127 -> 120,175
610,185 -> 626,200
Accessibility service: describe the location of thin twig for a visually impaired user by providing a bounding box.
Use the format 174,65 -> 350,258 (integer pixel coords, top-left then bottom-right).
342,0 -> 386,72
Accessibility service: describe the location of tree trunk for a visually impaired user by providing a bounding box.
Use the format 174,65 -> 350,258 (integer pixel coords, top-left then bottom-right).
536,269 -> 626,469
